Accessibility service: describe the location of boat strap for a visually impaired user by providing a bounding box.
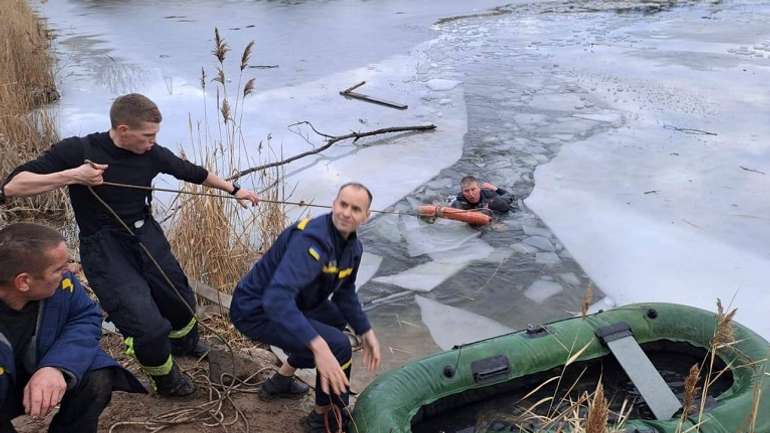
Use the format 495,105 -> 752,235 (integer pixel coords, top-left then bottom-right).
595,322 -> 681,420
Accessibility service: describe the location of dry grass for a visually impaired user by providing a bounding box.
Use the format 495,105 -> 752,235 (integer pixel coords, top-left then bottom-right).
166,29 -> 288,296
0,0 -> 72,234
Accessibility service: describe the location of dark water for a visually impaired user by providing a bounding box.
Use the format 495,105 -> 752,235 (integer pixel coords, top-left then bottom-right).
412,343 -> 732,433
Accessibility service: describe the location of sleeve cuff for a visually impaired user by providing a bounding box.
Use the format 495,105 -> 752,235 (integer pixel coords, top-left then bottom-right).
58,368 -> 78,390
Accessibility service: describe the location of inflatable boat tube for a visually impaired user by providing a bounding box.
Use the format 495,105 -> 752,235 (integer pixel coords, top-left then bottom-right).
351,303 -> 770,433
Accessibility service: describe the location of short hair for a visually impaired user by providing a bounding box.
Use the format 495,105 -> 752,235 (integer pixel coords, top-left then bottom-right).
0,223 -> 65,285
110,93 -> 162,129
460,176 -> 479,188
338,182 -> 373,208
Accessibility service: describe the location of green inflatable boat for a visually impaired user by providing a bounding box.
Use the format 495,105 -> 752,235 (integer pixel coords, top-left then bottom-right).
351,303 -> 770,433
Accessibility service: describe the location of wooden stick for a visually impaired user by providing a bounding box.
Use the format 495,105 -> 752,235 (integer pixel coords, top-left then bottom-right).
339,80 -> 408,110
342,91 -> 408,110
341,80 -> 367,94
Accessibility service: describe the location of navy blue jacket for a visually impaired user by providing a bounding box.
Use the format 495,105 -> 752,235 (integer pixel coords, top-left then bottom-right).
0,273 -> 144,405
231,213 -> 371,345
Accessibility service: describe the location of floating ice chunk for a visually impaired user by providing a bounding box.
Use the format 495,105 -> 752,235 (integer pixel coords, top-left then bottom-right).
586,296 -> 616,315
524,279 -> 564,303
426,79 -> 462,91
512,242 -> 539,255
535,252 -> 561,266
372,260 -> 466,292
522,225 -> 551,237
524,236 -> 555,251
438,98 -> 452,105
558,272 -> 581,287
427,237 -> 494,263
483,247 -> 514,264
415,295 -> 513,350
514,113 -> 547,127
367,214 -> 402,243
356,252 -> 383,290
529,93 -> 585,111
572,111 -> 623,124
401,216 -> 481,257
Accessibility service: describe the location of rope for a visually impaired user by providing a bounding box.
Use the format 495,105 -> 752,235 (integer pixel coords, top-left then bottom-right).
97,180 -> 415,216
94,179 -> 495,219
86,185 -> 258,432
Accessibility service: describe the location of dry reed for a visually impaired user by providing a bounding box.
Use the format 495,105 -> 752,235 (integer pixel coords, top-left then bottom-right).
585,382 -> 609,433
680,364 -> 701,425
0,0 -> 72,235
580,283 -> 594,319
711,298 -> 737,350
166,29 -> 288,298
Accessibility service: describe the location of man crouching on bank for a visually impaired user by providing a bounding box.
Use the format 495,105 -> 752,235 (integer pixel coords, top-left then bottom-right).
230,182 -> 381,433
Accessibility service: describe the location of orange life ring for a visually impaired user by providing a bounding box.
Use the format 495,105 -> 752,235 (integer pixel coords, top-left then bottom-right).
417,205 -> 492,226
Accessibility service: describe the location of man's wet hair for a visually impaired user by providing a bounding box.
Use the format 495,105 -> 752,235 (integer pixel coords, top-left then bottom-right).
0,223 -> 64,285
338,182 -> 373,208
460,175 -> 479,188
110,93 -> 163,129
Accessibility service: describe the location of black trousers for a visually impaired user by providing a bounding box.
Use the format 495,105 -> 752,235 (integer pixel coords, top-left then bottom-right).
247,301 -> 352,407
80,218 -> 198,368
0,368 -> 114,433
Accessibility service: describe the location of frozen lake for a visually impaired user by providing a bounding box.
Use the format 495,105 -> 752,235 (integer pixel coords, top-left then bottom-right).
38,0 -> 770,386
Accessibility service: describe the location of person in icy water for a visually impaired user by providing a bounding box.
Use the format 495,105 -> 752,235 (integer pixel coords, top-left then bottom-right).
230,182 -> 381,433
450,175 -> 516,213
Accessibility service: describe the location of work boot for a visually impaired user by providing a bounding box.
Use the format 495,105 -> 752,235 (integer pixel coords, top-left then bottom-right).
153,362 -> 196,397
304,409 -> 350,433
170,327 -> 210,359
173,340 -> 210,359
259,372 -> 310,400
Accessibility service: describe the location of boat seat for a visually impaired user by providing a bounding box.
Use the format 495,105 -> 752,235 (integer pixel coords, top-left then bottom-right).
595,322 -> 682,420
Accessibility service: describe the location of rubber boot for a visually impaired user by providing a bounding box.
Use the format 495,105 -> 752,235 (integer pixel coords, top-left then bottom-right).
152,362 -> 196,397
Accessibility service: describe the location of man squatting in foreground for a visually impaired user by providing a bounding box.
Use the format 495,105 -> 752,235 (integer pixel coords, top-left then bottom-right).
0,223 -> 145,433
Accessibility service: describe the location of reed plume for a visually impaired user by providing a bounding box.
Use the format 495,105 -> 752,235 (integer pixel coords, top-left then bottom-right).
585,382 -> 609,433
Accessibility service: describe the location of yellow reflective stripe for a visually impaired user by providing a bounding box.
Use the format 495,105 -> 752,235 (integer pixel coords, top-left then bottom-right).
61,278 -> 74,293
338,268 -> 353,279
322,265 -> 339,274
169,317 -> 197,339
142,355 -> 174,376
308,247 -> 320,261
339,358 -> 352,371
124,337 -> 136,358
297,218 -> 310,230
